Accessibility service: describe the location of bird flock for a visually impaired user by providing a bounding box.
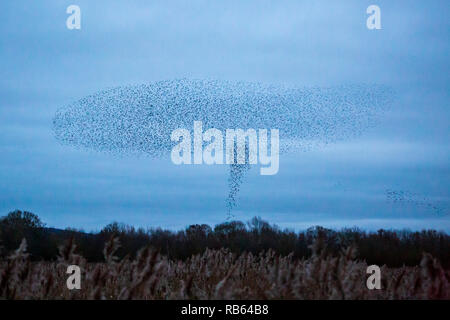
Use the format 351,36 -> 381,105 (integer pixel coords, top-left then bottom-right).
53,79 -> 394,214
385,189 -> 446,216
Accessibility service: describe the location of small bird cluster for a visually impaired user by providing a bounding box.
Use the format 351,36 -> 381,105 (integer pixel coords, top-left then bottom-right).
386,189 -> 446,215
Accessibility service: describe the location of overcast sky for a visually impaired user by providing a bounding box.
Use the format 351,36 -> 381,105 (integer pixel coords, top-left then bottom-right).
0,1 -> 449,231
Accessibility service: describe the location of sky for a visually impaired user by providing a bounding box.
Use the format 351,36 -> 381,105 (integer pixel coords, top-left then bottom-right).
0,1 -> 449,231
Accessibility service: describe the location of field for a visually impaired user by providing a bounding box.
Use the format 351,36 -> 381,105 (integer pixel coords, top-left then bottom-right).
1,237 -> 448,300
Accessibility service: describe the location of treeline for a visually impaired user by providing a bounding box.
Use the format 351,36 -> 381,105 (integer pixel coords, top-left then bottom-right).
1,210 -> 449,268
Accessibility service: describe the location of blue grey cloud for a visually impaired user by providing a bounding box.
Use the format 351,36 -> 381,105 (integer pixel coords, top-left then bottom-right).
0,0 -> 448,231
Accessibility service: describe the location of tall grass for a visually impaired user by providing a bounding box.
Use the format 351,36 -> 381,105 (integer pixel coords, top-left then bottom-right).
1,237 -> 448,300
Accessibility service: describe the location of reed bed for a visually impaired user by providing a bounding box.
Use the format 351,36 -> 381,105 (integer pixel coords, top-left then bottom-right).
0,237 -> 448,300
